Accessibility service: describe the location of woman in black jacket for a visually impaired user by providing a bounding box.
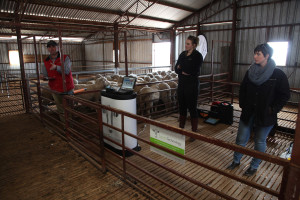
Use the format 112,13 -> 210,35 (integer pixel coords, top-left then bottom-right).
175,35 -> 203,141
227,43 -> 290,176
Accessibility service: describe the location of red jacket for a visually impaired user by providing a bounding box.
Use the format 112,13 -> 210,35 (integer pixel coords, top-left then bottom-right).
44,54 -> 74,93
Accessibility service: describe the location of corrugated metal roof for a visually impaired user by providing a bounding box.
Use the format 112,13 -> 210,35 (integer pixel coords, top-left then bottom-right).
136,4 -> 192,21
163,0 -> 210,9
127,18 -> 173,29
0,0 -> 212,33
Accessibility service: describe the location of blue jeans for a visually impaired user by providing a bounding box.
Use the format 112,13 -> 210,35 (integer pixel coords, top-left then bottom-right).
233,115 -> 274,169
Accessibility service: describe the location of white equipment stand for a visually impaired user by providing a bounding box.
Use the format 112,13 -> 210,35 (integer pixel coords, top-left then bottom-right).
101,90 -> 138,153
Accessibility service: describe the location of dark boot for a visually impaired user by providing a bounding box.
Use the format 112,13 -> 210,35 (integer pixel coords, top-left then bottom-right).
189,118 -> 198,142
179,115 -> 186,128
191,118 -> 198,132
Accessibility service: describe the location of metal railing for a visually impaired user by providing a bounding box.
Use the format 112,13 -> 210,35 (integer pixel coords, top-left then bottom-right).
60,94 -> 290,200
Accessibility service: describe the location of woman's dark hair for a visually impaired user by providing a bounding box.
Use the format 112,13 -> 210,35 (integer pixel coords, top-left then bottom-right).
254,43 -> 273,59
187,35 -> 199,46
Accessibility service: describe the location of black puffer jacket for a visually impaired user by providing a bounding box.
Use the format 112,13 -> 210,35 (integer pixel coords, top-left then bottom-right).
239,68 -> 290,126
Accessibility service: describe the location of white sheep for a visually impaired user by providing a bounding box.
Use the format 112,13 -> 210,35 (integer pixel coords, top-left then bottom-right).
74,77 -> 109,102
73,79 -> 79,85
86,80 -> 95,84
149,78 -> 158,83
157,82 -> 171,112
96,74 -> 104,79
154,75 -> 163,81
166,81 -> 178,107
134,84 -> 147,93
170,72 -> 178,79
137,77 -> 144,82
163,74 -> 172,81
111,74 -> 120,80
106,75 -> 113,81
117,75 -> 124,84
144,76 -> 151,82
137,86 -> 160,117
161,71 -> 167,77
129,74 -> 138,78
147,73 -> 154,78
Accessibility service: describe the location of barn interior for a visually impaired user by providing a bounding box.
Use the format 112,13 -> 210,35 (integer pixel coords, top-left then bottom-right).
0,0 -> 300,199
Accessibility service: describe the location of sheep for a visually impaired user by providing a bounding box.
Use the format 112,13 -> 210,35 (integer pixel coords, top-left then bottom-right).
160,71 -> 167,77
129,74 -> 138,78
157,82 -> 171,112
149,84 -> 160,113
137,86 -> 159,117
149,78 -> 158,83
166,81 -> 178,107
137,77 -> 144,82
117,75 -> 124,84
154,75 -> 163,81
106,75 -> 113,81
96,74 -> 104,79
134,84 -> 147,93
152,72 -> 159,76
111,74 -> 120,81
74,77 -> 109,102
147,73 -> 154,78
138,75 -> 147,79
170,72 -> 178,79
144,76 -> 151,82
107,81 -> 120,87
86,80 -> 95,84
162,74 -> 172,81
73,79 -> 79,85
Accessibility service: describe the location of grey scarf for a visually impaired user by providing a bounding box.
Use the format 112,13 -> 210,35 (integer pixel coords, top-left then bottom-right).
248,59 -> 276,86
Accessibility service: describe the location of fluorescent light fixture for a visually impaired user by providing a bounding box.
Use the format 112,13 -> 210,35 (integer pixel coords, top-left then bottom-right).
177,21 -> 233,31
47,37 -> 84,42
11,36 -> 27,39
202,21 -> 232,26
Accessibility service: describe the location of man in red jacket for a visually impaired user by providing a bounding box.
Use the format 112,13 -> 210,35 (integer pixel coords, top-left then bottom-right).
40,40 -> 74,122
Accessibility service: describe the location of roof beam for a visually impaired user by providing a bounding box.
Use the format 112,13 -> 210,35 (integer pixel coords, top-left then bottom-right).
0,21 -> 107,33
176,0 -> 222,26
144,0 -> 197,12
11,0 -> 176,24
0,12 -> 113,28
0,12 -> 168,32
117,0 -> 160,32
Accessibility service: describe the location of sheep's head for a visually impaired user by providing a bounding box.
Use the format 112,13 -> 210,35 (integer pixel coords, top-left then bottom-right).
96,74 -> 104,79
150,78 -> 158,83
144,76 -> 151,82
161,71 -> 166,76
154,75 -> 162,81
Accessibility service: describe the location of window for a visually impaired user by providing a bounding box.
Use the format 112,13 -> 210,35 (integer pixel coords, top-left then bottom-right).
152,42 -> 171,70
9,50 -> 20,66
267,42 -> 288,66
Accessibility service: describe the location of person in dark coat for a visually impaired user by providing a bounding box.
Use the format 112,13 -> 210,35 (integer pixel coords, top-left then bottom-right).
227,43 -> 290,176
175,35 -> 203,141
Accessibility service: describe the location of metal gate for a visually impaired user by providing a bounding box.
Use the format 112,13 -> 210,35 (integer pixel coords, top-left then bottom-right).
0,71 -> 25,116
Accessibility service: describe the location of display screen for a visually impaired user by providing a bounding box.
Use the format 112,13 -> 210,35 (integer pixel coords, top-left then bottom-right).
204,117 -> 219,125
121,77 -> 136,89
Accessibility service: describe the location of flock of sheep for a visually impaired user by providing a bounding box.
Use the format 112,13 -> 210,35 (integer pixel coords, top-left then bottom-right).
41,70 -> 179,116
